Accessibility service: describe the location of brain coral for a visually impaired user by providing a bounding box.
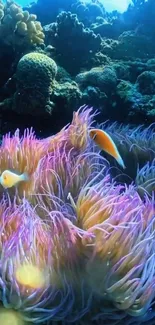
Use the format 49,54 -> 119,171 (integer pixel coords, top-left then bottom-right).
0,0 -> 45,51
12,52 -> 57,115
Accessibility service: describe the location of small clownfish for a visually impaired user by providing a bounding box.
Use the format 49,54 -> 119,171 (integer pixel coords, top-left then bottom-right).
89,128 -> 125,169
0,170 -> 29,189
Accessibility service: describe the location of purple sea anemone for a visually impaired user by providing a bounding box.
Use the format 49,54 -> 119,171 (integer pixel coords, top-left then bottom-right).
0,106 -> 154,325
99,121 -> 155,188
0,197 -> 91,323
75,174 -> 155,323
136,159 -> 155,198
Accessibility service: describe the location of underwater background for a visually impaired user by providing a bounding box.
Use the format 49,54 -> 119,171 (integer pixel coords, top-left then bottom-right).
0,0 -> 155,325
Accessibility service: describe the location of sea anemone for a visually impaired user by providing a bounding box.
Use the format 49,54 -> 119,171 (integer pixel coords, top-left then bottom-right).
74,172 -> 155,322
32,143 -> 107,219
0,128 -> 45,200
0,105 -> 99,204
66,105 -> 95,152
100,121 -> 155,186
0,106 -> 155,325
0,197 -> 90,323
136,159 -> 155,198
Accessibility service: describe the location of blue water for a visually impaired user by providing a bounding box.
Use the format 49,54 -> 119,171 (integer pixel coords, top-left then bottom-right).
10,0 -> 132,13
103,0 -> 132,12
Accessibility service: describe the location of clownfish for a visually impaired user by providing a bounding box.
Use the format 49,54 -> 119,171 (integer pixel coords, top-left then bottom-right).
89,128 -> 125,169
0,170 -> 29,189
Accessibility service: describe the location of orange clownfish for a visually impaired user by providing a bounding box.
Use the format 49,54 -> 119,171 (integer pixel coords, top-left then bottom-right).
0,170 -> 29,189
89,128 -> 125,169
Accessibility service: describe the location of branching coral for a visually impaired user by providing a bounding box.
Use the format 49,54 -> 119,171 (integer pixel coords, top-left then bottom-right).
0,0 -> 44,52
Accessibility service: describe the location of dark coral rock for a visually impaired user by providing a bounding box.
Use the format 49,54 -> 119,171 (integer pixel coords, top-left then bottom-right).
49,80 -> 82,127
75,65 -> 119,119
116,80 -> 136,104
112,62 -> 130,81
118,31 -> 155,59
1,52 -> 57,116
24,0 -> 76,25
82,85 -> 108,108
113,59 -> 155,84
52,81 -> 82,113
115,79 -> 155,123
136,71 -> 155,95
123,0 -> 155,36
0,40 -> 15,92
25,0 -> 105,27
102,31 -> 155,60
43,11 -> 102,75
115,80 -> 147,122
74,0 -> 105,25
56,66 -> 72,83
76,66 -> 117,95
89,52 -> 111,68
91,16 -> 125,39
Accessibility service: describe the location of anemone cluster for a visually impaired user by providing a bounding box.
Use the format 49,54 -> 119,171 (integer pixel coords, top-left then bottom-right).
0,106 -> 154,325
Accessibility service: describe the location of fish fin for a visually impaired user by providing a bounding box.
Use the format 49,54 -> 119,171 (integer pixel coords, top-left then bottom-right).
116,154 -> 126,169
21,172 -> 29,182
0,176 -> 6,189
92,133 -> 97,140
101,130 -> 126,169
89,130 -> 97,140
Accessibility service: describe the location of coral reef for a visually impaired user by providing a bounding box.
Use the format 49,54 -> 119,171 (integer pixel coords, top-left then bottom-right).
136,71 -> 155,95
76,65 -> 118,114
44,11 -> 102,75
76,65 -> 117,94
0,1 -> 45,108
0,0 -> 154,322
25,0 -> 106,27
0,0 -> 45,51
0,52 -> 57,116
1,0 -> 155,126
51,81 -> 82,115
24,0 -> 77,25
101,31 -> 155,60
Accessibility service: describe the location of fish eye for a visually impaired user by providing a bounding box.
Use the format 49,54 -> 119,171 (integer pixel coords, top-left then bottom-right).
3,175 -> 7,180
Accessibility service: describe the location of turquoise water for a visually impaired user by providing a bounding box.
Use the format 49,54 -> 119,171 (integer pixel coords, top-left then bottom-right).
103,0 -> 132,12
